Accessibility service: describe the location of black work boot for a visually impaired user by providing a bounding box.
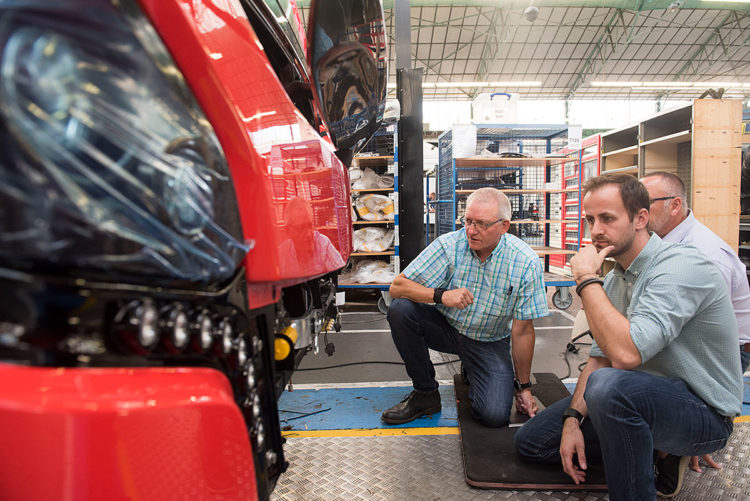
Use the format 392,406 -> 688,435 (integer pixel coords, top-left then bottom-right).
655,454 -> 690,498
381,390 -> 441,425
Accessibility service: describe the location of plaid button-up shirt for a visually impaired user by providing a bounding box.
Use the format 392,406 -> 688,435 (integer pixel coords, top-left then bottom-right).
403,229 -> 548,341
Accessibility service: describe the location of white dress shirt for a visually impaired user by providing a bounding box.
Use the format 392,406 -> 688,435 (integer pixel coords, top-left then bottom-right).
663,211 -> 750,345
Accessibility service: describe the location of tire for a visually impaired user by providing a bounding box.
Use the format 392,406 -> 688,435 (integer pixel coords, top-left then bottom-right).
377,296 -> 388,314
552,288 -> 573,310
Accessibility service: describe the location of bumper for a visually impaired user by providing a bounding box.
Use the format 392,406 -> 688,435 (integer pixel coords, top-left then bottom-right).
0,364 -> 257,500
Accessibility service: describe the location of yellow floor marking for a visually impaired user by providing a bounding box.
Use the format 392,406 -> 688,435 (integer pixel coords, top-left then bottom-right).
283,416 -> 749,438
282,427 -> 459,438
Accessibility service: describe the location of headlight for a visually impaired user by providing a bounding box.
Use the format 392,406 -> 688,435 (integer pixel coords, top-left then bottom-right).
0,0 -> 249,285
0,29 -> 89,150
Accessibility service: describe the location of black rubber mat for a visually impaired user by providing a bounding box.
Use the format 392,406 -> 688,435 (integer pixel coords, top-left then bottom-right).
455,372 -> 607,490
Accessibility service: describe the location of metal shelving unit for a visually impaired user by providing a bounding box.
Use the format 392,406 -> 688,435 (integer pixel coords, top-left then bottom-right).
339,124 -> 399,313
434,124 -> 577,309
550,134 -> 601,274
601,99 -> 743,250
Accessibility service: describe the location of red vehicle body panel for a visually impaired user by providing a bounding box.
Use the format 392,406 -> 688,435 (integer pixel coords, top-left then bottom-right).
139,0 -> 353,309
0,364 -> 257,500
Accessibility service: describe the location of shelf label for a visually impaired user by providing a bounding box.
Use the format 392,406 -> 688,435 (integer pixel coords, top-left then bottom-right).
567,125 -> 582,151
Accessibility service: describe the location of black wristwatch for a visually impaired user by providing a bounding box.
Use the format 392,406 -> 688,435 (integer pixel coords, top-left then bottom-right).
562,407 -> 585,426
433,288 -> 447,304
513,378 -> 532,391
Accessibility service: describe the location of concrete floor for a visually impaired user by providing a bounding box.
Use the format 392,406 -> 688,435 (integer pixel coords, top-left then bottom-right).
290,287 -> 589,387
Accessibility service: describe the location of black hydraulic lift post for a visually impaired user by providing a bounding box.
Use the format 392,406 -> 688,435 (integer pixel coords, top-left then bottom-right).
395,0 -> 424,269
397,68 -> 424,269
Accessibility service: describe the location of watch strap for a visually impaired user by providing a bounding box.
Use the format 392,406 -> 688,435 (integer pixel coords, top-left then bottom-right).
433,288 -> 447,304
562,407 -> 585,425
514,378 -> 532,391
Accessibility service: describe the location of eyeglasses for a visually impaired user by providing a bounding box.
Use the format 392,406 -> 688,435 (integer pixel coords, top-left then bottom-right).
460,216 -> 504,231
649,196 -> 676,204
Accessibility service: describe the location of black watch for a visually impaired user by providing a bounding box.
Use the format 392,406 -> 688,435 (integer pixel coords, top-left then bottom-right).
433,288 -> 447,304
513,378 -> 532,391
562,407 -> 585,426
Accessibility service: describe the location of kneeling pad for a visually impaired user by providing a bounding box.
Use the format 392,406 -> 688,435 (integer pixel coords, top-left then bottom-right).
455,372 -> 607,490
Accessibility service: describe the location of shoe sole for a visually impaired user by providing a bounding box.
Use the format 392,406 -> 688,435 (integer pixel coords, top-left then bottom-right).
656,455 -> 691,498
381,405 -> 442,425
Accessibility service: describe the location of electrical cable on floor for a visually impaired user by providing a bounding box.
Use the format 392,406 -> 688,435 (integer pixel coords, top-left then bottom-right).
337,314 -> 390,324
560,330 -> 593,380
278,407 -> 332,422
296,358 -> 461,371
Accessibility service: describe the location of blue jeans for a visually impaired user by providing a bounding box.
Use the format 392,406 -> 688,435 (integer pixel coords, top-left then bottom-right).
387,298 -> 515,427
740,346 -> 749,374
514,368 -> 734,501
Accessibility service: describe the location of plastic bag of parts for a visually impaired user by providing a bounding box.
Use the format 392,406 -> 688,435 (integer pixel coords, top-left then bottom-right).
351,167 -> 393,190
352,167 -> 379,189
0,3 -> 249,285
349,166 -> 363,183
377,174 -> 394,188
353,227 -> 394,252
342,259 -> 396,284
354,194 -> 394,221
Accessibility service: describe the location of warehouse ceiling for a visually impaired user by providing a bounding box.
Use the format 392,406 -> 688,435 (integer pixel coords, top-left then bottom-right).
301,1 -> 750,101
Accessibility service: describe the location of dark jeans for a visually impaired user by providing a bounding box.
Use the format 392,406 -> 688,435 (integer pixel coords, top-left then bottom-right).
387,298 -> 515,427
514,368 -> 734,501
741,347 -> 749,374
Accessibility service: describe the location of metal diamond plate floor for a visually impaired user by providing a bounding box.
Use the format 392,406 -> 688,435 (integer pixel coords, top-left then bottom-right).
273,294 -> 750,500
272,424 -> 750,500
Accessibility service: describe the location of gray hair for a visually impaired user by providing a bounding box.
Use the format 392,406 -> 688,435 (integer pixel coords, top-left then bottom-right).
641,171 -> 688,216
466,187 -> 511,220
641,171 -> 686,200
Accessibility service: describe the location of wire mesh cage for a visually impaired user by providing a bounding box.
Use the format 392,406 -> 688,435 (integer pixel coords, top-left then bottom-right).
359,124 -> 396,157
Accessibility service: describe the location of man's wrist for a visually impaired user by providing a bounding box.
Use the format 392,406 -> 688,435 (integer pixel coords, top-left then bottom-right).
433,288 -> 447,304
562,407 -> 585,426
514,378 -> 533,391
576,277 -> 603,296
574,273 -> 598,284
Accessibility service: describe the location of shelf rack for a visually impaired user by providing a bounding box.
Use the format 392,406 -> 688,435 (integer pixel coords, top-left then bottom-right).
433,124 -> 586,309
600,99 -> 742,250
339,124 -> 399,312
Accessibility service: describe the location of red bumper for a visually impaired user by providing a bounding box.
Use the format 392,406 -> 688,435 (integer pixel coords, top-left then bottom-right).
0,364 -> 257,500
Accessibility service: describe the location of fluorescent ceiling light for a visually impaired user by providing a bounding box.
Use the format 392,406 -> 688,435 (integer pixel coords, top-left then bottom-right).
593,80 -> 749,89
388,81 -> 541,90
694,82 -> 737,87
640,84 -> 695,89
422,81 -> 541,88
592,81 -> 643,87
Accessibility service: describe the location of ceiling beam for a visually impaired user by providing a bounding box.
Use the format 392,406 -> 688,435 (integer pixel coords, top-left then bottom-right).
470,7 -> 509,99
672,11 -> 750,79
298,0 -> 750,12
657,11 -> 750,99
565,6 -> 648,99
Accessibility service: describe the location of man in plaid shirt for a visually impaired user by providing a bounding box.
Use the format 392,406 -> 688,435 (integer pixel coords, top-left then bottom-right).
381,187 -> 549,426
